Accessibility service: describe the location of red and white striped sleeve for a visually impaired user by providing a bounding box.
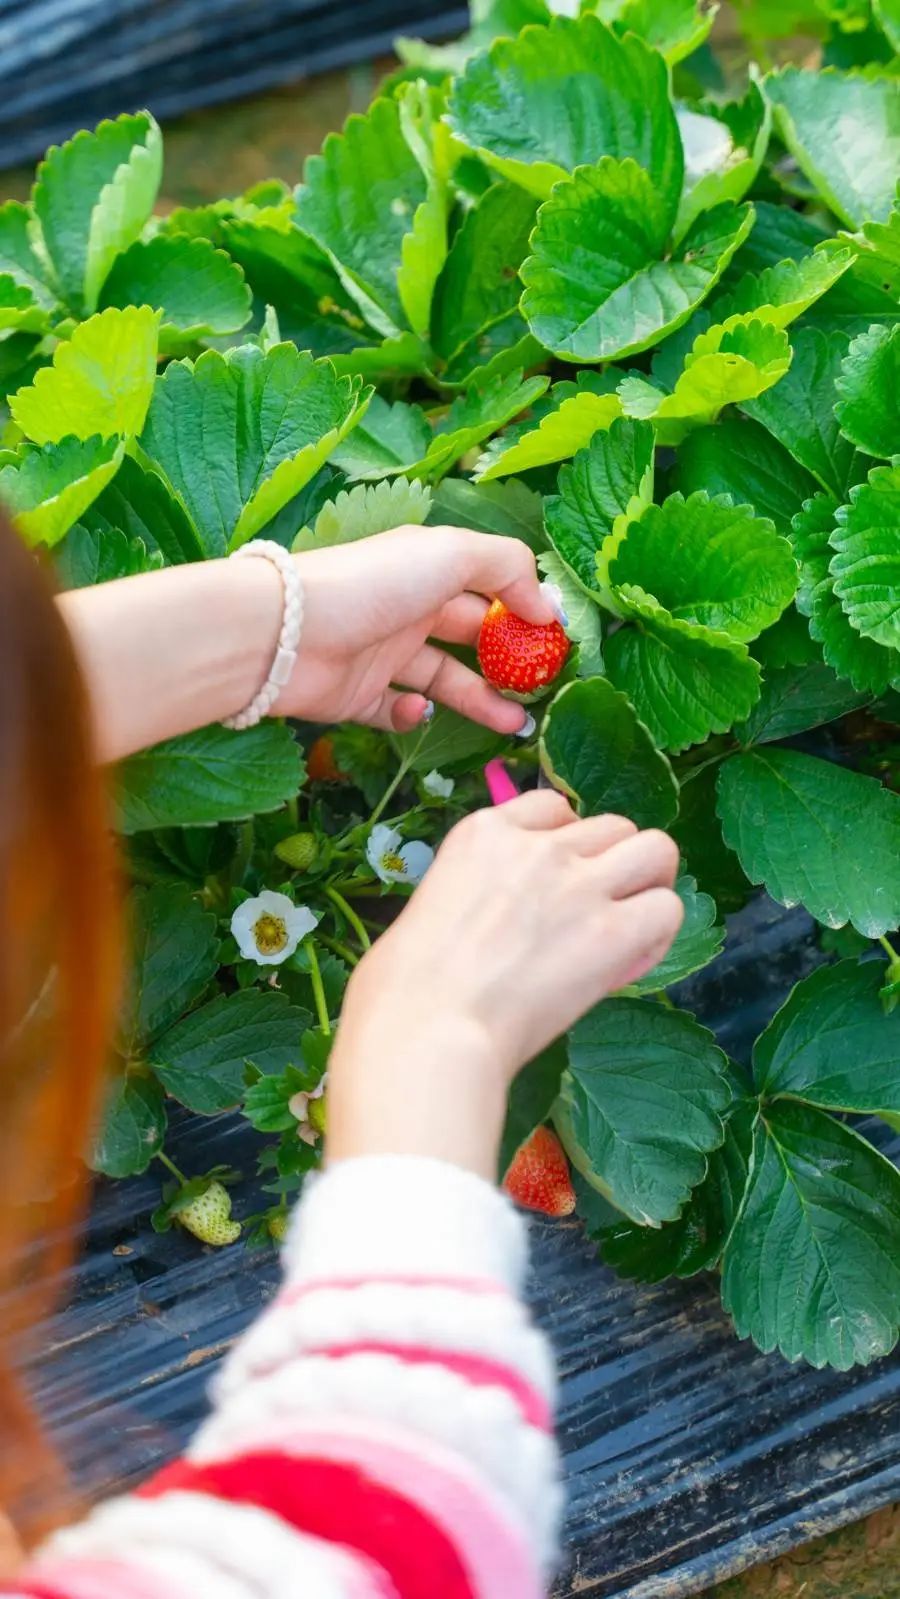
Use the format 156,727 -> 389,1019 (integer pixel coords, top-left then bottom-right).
13,1156 -> 562,1599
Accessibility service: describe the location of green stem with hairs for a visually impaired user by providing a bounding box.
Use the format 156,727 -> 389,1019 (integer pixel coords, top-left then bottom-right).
157,1149 -> 188,1186
326,885 -> 372,951
317,932 -> 359,967
879,934 -> 900,965
305,938 -> 331,1036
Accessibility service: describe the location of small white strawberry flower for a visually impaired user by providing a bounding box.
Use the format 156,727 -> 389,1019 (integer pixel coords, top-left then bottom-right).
231,889 -> 319,967
289,1073 -> 329,1146
366,822 -> 434,886
422,768 -> 455,799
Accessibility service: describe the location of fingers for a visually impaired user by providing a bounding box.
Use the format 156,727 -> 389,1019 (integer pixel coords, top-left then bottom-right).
361,688 -> 432,732
432,593 -> 489,646
569,813 -> 638,856
499,789 -> 578,829
436,527 -> 556,626
607,888 -> 686,988
401,643 -> 531,735
593,829 -> 681,899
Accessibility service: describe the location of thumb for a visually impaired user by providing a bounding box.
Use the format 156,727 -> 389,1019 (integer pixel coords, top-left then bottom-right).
448,528 -> 560,625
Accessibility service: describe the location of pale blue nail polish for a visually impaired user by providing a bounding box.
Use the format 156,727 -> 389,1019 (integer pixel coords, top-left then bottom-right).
421,699 -> 435,723
540,579 -> 569,628
516,711 -> 537,740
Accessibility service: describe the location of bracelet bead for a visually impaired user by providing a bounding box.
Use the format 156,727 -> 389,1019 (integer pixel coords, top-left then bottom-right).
221,540 -> 304,731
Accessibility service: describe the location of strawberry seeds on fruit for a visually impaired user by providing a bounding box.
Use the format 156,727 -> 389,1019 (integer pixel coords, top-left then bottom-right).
477,599 -> 570,697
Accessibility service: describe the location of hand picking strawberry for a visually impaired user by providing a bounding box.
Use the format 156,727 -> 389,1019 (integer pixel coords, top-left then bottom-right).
477,597 -> 570,696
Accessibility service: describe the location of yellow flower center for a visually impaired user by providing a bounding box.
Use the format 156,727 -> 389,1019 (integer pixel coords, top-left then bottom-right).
382,850 -> 407,875
254,912 -> 289,955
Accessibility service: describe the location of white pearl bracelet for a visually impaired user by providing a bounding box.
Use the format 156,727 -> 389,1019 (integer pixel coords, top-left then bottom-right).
222,540 -> 304,731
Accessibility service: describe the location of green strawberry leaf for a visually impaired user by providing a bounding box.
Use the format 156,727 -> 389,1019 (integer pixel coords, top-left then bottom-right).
538,550 -> 606,676
544,416 -> 655,592
243,1061 -> 318,1133
834,322 -> 900,459
293,477 -> 432,551
10,306 -> 160,445
717,747 -> 900,935
604,600 -> 762,753
219,214 -> 376,357
396,0 -> 551,76
671,762 -> 752,913
121,885 -> 219,1053
620,318 -> 791,442
100,234 -> 252,348
92,1072 -> 167,1178
556,997 -> 731,1224
446,14 -> 683,204
754,959 -> 900,1112
709,246 -> 854,330
0,434 -> 124,548
540,675 -> 679,828
521,157 -> 753,362
791,491 -> 900,695
674,414 -> 818,534
116,722 -> 304,834
428,476 -> 547,553
611,492 -> 797,642
499,1035 -> 569,1180
150,989 -> 312,1114
743,326 -> 866,499
83,454 -> 206,565
721,1102 -> 900,1369
737,657 -> 869,744
473,371 -> 623,479
611,0 -> 717,64
0,274 -> 52,335
829,203 -> 900,302
54,524 -> 158,589
830,461 -> 900,651
0,200 -> 60,315
394,85 -> 453,342
431,182 -> 538,381
765,65 -> 900,227
598,1097 -> 754,1281
330,394 -> 431,479
32,110 -> 163,315
631,872 -> 725,993
675,83 -> 771,238
294,94 -> 430,336
393,704 -> 507,776
140,343 -> 369,556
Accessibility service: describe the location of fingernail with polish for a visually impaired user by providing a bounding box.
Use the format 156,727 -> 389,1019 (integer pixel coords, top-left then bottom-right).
540,579 -> 569,628
515,711 -> 537,740
421,699 -> 435,723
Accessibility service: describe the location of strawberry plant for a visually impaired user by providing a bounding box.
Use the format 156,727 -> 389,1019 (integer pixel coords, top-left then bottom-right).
4,0 -> 900,1370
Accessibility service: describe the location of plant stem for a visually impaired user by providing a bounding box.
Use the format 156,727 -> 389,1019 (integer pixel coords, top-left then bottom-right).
653,990 -> 675,1009
157,1149 -> 188,1186
317,932 -> 360,967
368,732 -> 425,827
305,938 -> 331,1036
878,934 -> 900,965
326,885 -> 372,950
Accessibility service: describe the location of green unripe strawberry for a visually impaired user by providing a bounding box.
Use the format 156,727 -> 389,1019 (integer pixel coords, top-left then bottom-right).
177,1181 -> 241,1246
268,1211 -> 289,1244
308,1092 -> 327,1137
275,832 -> 319,871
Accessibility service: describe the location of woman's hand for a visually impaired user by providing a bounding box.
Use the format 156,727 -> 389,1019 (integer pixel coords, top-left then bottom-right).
280,524 -> 555,733
327,792 -> 684,1180
59,525 -> 555,761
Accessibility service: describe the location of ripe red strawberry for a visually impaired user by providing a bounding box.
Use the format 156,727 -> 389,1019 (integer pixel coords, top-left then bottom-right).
307,735 -> 348,783
503,1126 -> 576,1218
477,599 -> 569,696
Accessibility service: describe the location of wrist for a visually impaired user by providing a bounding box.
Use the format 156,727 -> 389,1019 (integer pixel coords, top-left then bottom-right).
325,1005 -> 508,1182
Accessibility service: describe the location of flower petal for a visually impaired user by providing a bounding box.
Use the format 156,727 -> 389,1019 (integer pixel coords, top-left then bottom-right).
398,841 -> 435,884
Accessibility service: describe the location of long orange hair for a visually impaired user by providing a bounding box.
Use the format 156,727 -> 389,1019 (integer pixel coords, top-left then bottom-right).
0,510 -> 120,1553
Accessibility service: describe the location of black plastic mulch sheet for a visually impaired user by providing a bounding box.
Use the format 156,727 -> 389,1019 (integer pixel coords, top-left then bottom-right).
0,2 -> 467,169
24,894 -> 900,1598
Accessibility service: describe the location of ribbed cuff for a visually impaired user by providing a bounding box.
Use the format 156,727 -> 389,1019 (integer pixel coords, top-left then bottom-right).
284,1155 -> 529,1294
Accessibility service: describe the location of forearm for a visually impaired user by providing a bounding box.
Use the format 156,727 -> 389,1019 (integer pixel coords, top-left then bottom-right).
57,558 -> 281,762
